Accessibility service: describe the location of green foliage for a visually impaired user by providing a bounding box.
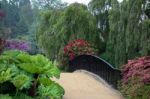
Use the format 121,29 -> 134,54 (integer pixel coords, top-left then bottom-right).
38,83 -> 64,99
0,68 -> 15,84
0,0 -> 33,38
37,3 -> 102,64
0,50 -> 64,99
89,0 -> 150,69
119,79 -> 150,99
32,0 -> 66,9
13,93 -> 33,99
89,0 -> 111,41
11,74 -> 32,90
105,0 -> 150,68
0,94 -> 12,99
17,53 -> 61,78
0,93 -> 34,99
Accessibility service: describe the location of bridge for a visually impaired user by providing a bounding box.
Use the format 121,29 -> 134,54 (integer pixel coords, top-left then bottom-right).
69,55 -> 122,89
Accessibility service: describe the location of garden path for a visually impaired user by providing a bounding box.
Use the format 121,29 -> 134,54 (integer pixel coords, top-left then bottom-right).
53,70 -> 124,99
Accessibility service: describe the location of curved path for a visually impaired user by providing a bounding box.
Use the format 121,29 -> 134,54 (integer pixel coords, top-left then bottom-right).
54,70 -> 124,99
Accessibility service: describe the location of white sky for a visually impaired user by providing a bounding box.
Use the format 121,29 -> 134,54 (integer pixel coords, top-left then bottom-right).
62,0 -> 90,5
62,0 -> 123,5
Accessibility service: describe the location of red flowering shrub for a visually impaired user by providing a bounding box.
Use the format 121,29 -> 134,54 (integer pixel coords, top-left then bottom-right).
120,56 -> 150,99
64,39 -> 96,60
57,39 -> 97,71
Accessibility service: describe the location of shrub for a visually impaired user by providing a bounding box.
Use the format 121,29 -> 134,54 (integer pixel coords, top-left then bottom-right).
0,50 -> 64,99
5,40 -> 30,52
58,39 -> 97,71
119,56 -> 150,99
64,39 -> 96,60
0,38 -> 5,54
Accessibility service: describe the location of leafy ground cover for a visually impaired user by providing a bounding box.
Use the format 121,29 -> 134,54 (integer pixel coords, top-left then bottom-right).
0,50 -> 64,99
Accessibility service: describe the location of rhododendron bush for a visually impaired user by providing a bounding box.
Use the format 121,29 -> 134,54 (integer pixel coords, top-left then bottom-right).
0,38 -> 5,53
5,39 -> 30,52
58,39 -> 96,70
120,56 -> 150,99
0,39 -> 30,54
64,39 -> 96,60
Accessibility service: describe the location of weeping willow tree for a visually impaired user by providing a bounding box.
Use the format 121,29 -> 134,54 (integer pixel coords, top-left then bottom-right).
37,9 -> 62,59
88,0 -> 111,52
89,0 -> 111,41
37,3 -> 101,60
106,0 -> 150,68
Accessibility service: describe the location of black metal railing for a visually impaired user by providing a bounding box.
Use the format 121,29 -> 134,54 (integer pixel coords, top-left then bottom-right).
69,55 -> 121,89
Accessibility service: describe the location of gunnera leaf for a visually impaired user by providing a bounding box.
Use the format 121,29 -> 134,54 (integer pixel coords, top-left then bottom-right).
2,50 -> 23,58
15,52 -> 31,63
30,54 -> 50,66
17,63 -> 45,74
38,83 -> 65,99
45,66 -> 60,78
0,68 -> 15,83
12,93 -> 33,99
11,74 -> 32,90
38,77 -> 53,86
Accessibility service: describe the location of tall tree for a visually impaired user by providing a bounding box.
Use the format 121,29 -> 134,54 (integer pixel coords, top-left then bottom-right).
88,0 -> 113,54
89,0 -> 111,41
0,0 -> 34,38
31,0 -> 66,9
0,0 -> 16,38
15,0 -> 33,38
37,3 -> 101,60
106,0 -> 150,68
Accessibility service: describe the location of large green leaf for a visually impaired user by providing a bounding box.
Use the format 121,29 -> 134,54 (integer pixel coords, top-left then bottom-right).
17,54 -> 60,77
0,68 -> 15,83
0,50 -> 64,98
12,93 -> 33,99
0,94 -> 12,99
38,77 -> 54,86
0,63 -> 7,72
11,74 -> 32,90
38,83 -> 64,99
2,50 -> 22,57
17,63 -> 45,74
30,54 -> 50,65
46,66 -> 60,78
16,53 -> 31,63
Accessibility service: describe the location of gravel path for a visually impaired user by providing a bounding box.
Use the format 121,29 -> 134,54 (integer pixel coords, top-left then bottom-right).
54,71 -> 124,99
